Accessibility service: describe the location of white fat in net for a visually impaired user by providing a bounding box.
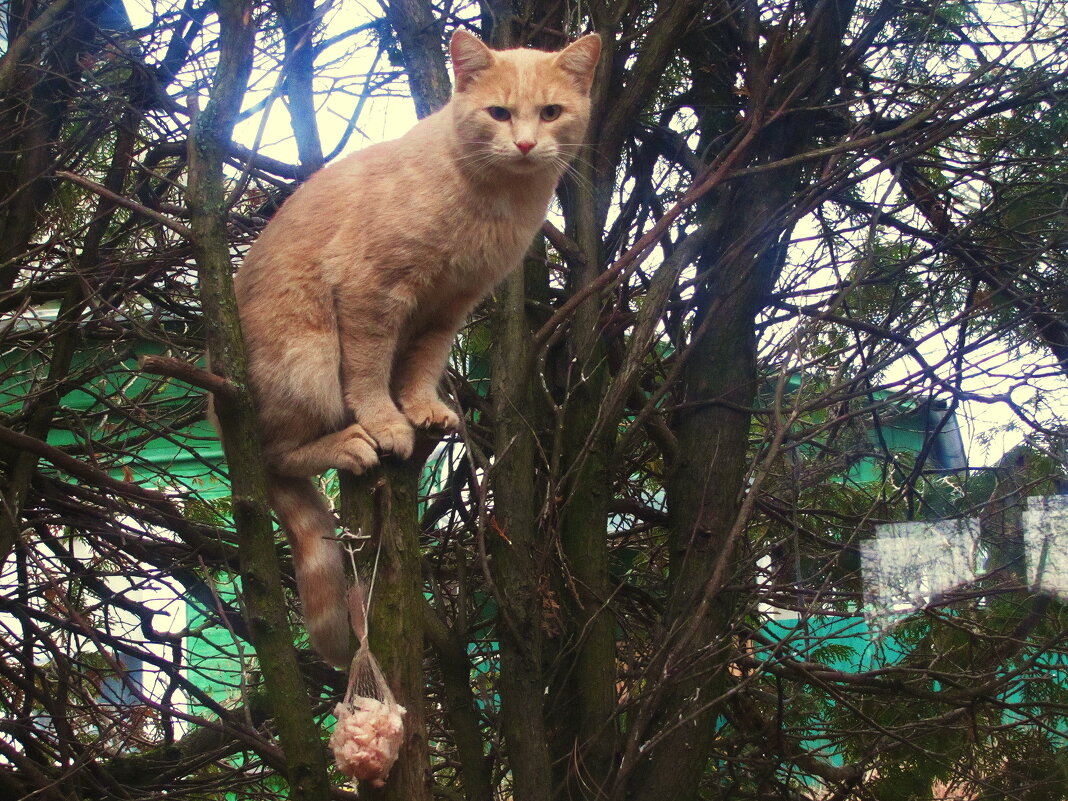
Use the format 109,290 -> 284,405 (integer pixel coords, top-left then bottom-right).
330,584 -> 406,787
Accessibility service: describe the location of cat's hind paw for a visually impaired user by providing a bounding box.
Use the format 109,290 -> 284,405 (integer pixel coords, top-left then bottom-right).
334,424 -> 380,474
401,398 -> 460,432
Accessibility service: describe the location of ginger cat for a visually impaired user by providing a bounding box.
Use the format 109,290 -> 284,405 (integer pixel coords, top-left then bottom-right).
233,30 -> 601,666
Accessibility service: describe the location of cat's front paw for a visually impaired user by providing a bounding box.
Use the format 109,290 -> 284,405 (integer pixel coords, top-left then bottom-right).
363,416 -> 416,460
401,397 -> 460,432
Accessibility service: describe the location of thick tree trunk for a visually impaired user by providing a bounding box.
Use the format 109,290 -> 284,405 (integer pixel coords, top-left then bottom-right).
340,464 -> 432,801
0,0 -> 100,292
321,6 -> 453,799
489,253 -> 556,801
553,173 -> 619,801
273,0 -> 324,175
424,600 -> 495,801
622,3 -> 861,794
383,0 -> 451,117
188,3 -> 332,798
627,248 -> 758,801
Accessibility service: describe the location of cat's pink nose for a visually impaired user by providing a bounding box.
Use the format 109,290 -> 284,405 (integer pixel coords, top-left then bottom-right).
515,140 -> 536,155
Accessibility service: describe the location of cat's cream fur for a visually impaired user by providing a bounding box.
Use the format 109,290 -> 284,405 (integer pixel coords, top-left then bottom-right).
233,30 -> 600,666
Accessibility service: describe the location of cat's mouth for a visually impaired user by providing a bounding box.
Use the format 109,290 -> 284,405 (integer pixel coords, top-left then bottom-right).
470,145 -> 557,175
505,151 -> 553,170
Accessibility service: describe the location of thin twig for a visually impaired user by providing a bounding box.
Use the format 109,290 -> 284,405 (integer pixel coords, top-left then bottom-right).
55,170 -> 195,239
139,355 -> 239,401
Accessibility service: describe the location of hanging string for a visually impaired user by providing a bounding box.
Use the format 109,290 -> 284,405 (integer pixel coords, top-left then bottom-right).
329,525 -> 406,788
340,525 -> 383,643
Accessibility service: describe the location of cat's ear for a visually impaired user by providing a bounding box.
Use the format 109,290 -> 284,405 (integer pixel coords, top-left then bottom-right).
554,33 -> 601,94
450,30 -> 494,92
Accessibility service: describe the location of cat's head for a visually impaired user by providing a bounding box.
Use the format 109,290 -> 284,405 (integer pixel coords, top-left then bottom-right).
448,30 -> 601,178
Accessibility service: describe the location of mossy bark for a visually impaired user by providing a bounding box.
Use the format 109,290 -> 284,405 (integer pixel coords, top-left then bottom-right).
383,0 -> 451,118
339,463 -> 431,801
553,172 -> 619,801
423,599 -> 494,801
274,0 -> 324,175
187,2 -> 332,798
488,254 -> 556,801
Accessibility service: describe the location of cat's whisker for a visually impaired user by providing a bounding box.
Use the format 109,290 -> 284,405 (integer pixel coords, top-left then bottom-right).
453,147 -> 497,161
551,144 -> 594,157
560,157 -> 596,181
553,147 -> 596,166
554,158 -> 596,196
454,152 -> 509,172
548,146 -> 596,170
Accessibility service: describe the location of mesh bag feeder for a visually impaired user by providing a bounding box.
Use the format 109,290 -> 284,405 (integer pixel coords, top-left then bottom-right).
329,583 -> 406,787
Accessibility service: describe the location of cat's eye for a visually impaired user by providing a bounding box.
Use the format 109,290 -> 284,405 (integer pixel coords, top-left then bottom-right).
540,104 -> 562,121
487,106 -> 511,121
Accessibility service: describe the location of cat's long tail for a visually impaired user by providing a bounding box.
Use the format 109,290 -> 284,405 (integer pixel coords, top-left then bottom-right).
267,475 -> 351,667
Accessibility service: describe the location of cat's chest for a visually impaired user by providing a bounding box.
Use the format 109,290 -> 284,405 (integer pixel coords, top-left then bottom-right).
447,218 -> 529,276
444,197 -> 544,271
327,180 -> 548,303
403,219 -> 530,323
